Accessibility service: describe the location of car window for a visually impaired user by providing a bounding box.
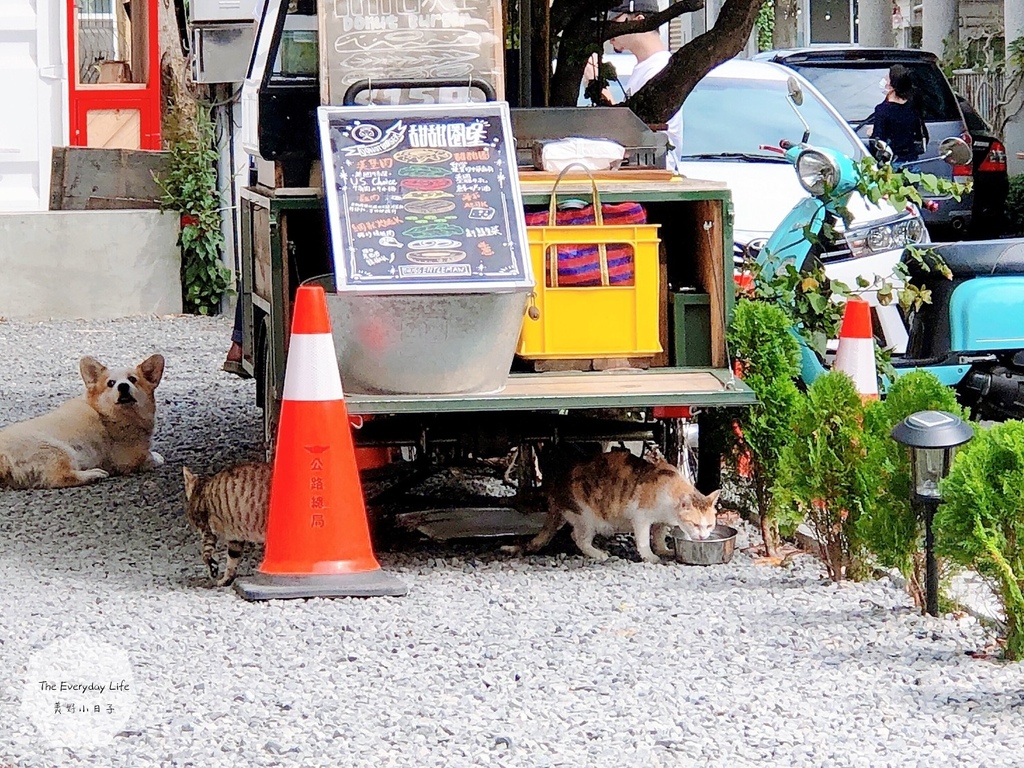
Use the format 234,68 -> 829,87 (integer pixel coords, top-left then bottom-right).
678,76 -> 862,159
787,62 -> 962,124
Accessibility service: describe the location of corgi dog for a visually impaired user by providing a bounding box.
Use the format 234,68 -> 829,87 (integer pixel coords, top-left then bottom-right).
0,355 -> 165,490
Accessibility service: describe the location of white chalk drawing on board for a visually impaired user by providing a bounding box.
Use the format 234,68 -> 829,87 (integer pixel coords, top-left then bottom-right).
333,30 -> 485,53
324,0 -> 504,104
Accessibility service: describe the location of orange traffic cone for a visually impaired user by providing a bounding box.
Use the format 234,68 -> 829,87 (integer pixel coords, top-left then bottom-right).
234,285 -> 407,600
832,297 -> 879,401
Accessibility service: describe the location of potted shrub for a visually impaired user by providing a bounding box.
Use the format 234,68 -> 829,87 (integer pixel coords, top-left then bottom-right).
773,371 -> 869,581
722,299 -> 802,555
934,421 -> 1024,660
156,105 -> 232,315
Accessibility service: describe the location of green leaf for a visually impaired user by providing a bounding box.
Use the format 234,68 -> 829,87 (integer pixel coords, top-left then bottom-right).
807,293 -> 828,313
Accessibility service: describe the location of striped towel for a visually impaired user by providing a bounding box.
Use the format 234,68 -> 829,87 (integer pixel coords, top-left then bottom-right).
525,202 -> 646,287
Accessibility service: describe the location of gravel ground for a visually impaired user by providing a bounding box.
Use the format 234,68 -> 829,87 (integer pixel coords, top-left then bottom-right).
1,314 -> 1023,768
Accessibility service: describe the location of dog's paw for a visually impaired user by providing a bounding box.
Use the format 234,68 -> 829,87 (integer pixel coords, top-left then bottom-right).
76,468 -> 109,483
149,451 -> 165,467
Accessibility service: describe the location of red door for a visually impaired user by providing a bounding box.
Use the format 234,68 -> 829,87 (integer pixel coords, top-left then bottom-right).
67,0 -> 160,149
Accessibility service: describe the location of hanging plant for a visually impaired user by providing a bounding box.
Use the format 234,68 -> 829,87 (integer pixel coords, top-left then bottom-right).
156,104 -> 232,315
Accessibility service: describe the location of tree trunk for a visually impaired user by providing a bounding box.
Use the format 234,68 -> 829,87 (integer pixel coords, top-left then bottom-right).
627,0 -> 766,124
528,0 -> 552,106
755,474 -> 779,557
1005,590 -> 1024,661
772,0 -> 799,49
759,513 -> 779,557
549,15 -> 596,107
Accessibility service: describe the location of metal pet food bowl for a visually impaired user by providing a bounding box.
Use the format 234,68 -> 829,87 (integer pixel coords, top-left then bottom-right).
672,524 -> 737,565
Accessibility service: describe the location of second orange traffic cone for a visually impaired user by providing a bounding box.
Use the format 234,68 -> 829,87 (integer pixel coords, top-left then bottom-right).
833,297 -> 879,401
234,285 -> 407,600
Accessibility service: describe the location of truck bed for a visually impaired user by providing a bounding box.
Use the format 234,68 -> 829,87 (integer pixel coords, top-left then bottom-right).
345,368 -> 753,415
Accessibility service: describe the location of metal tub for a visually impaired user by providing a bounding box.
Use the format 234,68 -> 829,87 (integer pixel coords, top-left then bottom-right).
326,289 -> 530,395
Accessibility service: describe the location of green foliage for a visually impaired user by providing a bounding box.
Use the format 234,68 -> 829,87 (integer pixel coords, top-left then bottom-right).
854,156 -> 969,210
754,1 -> 774,53
1007,174 -> 1024,237
774,371 -> 869,581
939,36 -> 969,79
748,158 -> 963,384
156,105 -> 232,315
935,421 -> 1024,659
748,256 -> 844,362
726,299 -> 803,554
859,372 -> 969,606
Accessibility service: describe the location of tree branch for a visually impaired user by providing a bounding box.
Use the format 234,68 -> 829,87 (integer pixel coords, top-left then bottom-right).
548,0 -> 707,106
626,0 -> 766,124
551,0 -> 704,38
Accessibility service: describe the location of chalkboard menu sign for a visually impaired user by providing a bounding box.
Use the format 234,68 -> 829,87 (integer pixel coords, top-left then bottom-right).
318,0 -> 505,105
317,101 -> 534,293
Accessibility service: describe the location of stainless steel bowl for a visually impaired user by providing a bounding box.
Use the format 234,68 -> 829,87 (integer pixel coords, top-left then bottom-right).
671,524 -> 737,565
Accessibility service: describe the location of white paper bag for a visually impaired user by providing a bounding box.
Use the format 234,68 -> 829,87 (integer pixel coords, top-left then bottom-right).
539,138 -> 626,172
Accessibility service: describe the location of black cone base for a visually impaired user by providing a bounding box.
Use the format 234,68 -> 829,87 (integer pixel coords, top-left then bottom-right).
234,570 -> 408,601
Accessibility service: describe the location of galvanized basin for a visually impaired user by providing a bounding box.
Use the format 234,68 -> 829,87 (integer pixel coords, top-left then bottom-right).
672,524 -> 737,565
326,289 -> 529,395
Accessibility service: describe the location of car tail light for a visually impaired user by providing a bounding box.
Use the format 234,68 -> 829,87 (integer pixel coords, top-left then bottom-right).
953,165 -> 973,184
979,140 -> 1007,173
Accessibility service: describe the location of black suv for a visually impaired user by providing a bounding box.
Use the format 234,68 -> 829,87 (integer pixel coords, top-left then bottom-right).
956,94 -> 1010,238
755,47 -> 974,239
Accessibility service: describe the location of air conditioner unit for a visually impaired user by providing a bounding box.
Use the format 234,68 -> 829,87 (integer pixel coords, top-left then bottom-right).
189,0 -> 254,24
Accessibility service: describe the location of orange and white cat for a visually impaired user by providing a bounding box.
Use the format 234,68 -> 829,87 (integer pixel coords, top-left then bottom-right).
526,449 -> 719,563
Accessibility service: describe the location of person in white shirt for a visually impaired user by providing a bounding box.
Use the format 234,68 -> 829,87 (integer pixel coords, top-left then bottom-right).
603,0 -> 683,171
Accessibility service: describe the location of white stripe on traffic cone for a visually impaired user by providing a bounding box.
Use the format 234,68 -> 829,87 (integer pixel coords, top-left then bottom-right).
833,297 -> 879,400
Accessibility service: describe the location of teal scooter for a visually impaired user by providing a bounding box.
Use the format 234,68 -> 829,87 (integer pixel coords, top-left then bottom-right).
754,78 -> 1024,420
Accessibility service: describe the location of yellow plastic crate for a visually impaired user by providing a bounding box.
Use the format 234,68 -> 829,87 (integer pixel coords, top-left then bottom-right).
517,222 -> 662,359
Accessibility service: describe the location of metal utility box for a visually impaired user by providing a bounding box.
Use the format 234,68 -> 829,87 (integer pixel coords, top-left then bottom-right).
188,0 -> 253,23
191,24 -> 255,83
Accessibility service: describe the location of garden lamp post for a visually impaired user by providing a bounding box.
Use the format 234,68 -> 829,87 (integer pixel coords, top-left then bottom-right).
891,411 -> 974,617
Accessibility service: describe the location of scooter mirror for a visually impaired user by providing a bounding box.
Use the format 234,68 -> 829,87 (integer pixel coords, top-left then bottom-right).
786,77 -> 804,107
938,136 -> 971,167
869,138 -> 893,164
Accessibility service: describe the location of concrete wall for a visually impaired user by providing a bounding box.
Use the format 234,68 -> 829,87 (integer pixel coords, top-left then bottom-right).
1006,0 -> 1024,177
0,210 -> 181,320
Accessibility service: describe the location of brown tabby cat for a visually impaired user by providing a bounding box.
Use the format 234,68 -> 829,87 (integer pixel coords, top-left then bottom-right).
182,462 -> 272,586
526,450 -> 720,563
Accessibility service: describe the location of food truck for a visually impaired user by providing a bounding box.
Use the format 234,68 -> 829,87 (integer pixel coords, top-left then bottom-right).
232,0 -> 756,507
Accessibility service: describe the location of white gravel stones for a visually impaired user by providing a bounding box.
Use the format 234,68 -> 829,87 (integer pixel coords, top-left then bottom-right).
1,315 -> 1022,767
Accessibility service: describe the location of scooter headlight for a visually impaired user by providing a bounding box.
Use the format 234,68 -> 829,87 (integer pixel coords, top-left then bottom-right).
847,214 -> 927,258
795,150 -> 840,196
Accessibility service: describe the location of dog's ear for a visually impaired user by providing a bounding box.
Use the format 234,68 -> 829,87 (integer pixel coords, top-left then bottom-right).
182,467 -> 198,499
79,357 -> 106,387
138,354 -> 165,388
